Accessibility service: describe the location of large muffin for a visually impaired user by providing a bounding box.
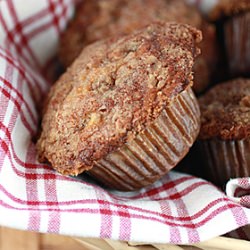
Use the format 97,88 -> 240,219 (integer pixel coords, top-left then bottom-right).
37,22 -> 201,190
59,0 -> 217,93
209,0 -> 250,77
198,78 -> 250,187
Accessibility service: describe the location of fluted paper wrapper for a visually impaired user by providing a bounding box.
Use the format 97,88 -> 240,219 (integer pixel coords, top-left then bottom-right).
224,12 -> 250,77
89,87 -> 200,191
198,138 -> 250,187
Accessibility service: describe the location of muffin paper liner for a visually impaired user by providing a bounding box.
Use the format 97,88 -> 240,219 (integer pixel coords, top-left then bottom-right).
1,0 -> 250,244
199,139 -> 250,187
89,87 -> 200,190
224,12 -> 250,76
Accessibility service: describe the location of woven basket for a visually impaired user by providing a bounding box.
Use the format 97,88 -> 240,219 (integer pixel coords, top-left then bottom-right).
74,236 -> 250,250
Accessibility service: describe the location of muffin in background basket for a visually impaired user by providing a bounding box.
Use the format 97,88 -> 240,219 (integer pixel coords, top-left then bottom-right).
37,22 -> 201,191
209,0 -> 250,78
59,0 -> 217,94
198,78 -> 250,187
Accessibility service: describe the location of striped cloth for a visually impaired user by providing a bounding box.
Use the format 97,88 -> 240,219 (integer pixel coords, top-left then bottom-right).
0,0 -> 250,244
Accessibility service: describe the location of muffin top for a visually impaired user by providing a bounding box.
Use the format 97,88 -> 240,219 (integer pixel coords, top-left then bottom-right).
209,0 -> 250,20
37,22 -> 201,174
199,78 -> 250,140
60,0 -> 202,67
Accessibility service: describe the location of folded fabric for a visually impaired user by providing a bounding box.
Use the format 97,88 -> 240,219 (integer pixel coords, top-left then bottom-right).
0,0 -> 250,244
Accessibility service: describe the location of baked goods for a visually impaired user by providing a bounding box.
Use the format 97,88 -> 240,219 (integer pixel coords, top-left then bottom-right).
193,22 -> 217,93
198,78 -> 250,186
59,0 -> 217,93
209,0 -> 250,77
209,0 -> 250,20
37,22 -> 201,191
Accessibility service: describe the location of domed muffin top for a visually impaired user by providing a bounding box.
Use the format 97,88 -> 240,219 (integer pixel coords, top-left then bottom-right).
199,78 -> 250,140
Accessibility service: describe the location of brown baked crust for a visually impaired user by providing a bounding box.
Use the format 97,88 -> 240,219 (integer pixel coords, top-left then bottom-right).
199,78 -> 250,140
59,0 -> 202,67
209,0 -> 250,20
37,22 -> 201,175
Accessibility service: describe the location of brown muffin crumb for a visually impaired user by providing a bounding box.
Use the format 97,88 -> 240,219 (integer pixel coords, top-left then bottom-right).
199,78 -> 250,140
37,22 -> 201,175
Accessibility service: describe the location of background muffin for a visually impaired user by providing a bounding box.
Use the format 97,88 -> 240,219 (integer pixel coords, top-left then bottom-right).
198,78 -> 250,187
209,0 -> 250,78
59,0 -> 217,93
37,22 -> 201,190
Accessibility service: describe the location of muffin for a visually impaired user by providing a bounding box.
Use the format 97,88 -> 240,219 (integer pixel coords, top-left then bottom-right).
198,78 -> 250,187
59,0 -> 217,93
37,22 -> 201,191
209,0 -> 250,77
